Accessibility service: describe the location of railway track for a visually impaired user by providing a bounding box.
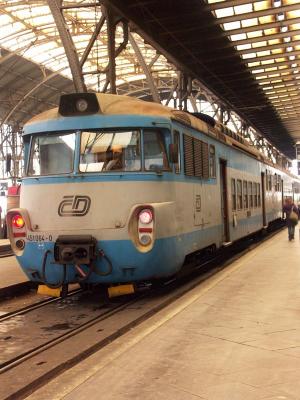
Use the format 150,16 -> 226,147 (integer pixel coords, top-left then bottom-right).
0,225 -> 284,400
0,288 -> 83,322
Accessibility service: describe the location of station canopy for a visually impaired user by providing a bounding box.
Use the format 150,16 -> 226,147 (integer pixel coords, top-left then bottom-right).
208,0 -> 300,155
0,0 -> 299,160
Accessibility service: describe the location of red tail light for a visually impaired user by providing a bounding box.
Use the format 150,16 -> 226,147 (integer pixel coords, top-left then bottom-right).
12,214 -> 25,229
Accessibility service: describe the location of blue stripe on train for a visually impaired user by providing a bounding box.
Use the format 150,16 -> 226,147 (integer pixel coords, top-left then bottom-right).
21,173 -> 218,185
18,225 -> 222,284
16,211 -> 281,285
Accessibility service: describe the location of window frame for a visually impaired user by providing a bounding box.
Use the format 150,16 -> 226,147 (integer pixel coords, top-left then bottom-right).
236,179 -> 243,210
243,180 -> 248,209
231,178 -> 237,211
248,181 -> 253,208
253,182 -> 258,208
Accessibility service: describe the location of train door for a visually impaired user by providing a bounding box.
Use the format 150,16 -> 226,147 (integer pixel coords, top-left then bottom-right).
261,172 -> 267,227
219,159 -> 230,242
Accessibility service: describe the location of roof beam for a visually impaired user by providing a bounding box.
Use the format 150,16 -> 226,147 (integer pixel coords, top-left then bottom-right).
224,17 -> 300,36
272,96 -> 300,103
238,39 -> 300,56
257,75 -> 298,84
47,0 -> 87,92
249,67 -> 291,77
205,0 -> 264,11
242,49 -> 300,64
0,70 -> 62,129
230,28 -> 300,47
61,2 -> 102,9
216,4 -> 300,25
129,32 -> 160,102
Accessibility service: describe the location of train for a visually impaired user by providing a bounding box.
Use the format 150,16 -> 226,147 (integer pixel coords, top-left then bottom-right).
6,92 -> 300,297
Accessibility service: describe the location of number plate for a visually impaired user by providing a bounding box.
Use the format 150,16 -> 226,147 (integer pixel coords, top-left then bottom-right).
26,234 -> 53,242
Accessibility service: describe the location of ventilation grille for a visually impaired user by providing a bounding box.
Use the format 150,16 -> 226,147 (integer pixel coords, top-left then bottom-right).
184,134 -> 194,176
194,139 -> 202,178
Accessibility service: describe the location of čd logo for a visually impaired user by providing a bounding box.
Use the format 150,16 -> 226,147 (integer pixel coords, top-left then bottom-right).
58,195 -> 91,217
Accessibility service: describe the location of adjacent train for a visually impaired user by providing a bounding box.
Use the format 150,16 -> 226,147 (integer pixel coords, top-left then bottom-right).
7,92 -> 300,295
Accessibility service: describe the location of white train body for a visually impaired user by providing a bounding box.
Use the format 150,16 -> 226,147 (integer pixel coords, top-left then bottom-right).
7,93 -> 300,287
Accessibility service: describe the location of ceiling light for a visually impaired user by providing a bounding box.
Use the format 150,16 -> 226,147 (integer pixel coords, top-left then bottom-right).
280,26 -> 288,32
289,55 -> 296,60
277,12 -> 285,21
284,37 -> 291,43
291,63 -> 297,68
274,0 -> 281,6
287,46 -> 293,52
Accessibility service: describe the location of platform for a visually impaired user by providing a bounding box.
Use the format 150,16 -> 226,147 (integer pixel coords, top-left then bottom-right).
0,239 -> 28,295
23,227 -> 300,400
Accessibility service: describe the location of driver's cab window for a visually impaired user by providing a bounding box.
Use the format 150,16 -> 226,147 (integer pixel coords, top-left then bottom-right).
143,129 -> 170,171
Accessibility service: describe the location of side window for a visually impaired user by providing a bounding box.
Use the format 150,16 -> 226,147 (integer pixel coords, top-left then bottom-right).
268,175 -> 272,191
248,181 -> 253,208
277,175 -> 281,192
144,129 -> 170,171
253,182 -> 258,207
243,180 -> 248,209
202,141 -> 209,179
209,145 -> 216,178
173,130 -> 181,174
237,179 -> 243,210
231,178 -> 236,211
266,173 -> 272,191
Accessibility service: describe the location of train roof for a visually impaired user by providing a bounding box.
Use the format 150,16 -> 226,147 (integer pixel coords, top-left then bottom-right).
25,92 -> 294,176
25,92 -> 208,133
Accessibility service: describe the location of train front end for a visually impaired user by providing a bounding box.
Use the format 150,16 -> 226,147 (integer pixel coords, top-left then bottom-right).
7,93 -> 182,292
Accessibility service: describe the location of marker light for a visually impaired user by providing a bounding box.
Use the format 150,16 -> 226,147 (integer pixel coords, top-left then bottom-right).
140,235 -> 152,246
76,98 -> 88,112
12,214 -> 25,229
139,209 -> 153,224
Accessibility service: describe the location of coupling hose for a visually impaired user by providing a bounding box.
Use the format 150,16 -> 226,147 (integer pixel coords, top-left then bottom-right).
42,249 -> 66,289
92,249 -> 113,276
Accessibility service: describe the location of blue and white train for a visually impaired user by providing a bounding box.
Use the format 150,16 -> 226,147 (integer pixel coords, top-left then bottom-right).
7,92 -> 300,295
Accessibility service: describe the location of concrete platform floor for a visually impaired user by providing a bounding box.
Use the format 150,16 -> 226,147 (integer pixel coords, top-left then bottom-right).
0,240 -> 27,290
27,229 -> 300,400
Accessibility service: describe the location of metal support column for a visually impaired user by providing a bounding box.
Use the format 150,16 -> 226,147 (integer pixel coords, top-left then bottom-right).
105,6 -> 117,94
47,0 -> 87,92
129,32 -> 160,103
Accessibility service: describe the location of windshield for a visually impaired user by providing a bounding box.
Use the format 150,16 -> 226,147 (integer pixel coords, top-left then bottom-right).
26,128 -> 170,176
28,133 -> 75,176
80,130 -> 141,172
